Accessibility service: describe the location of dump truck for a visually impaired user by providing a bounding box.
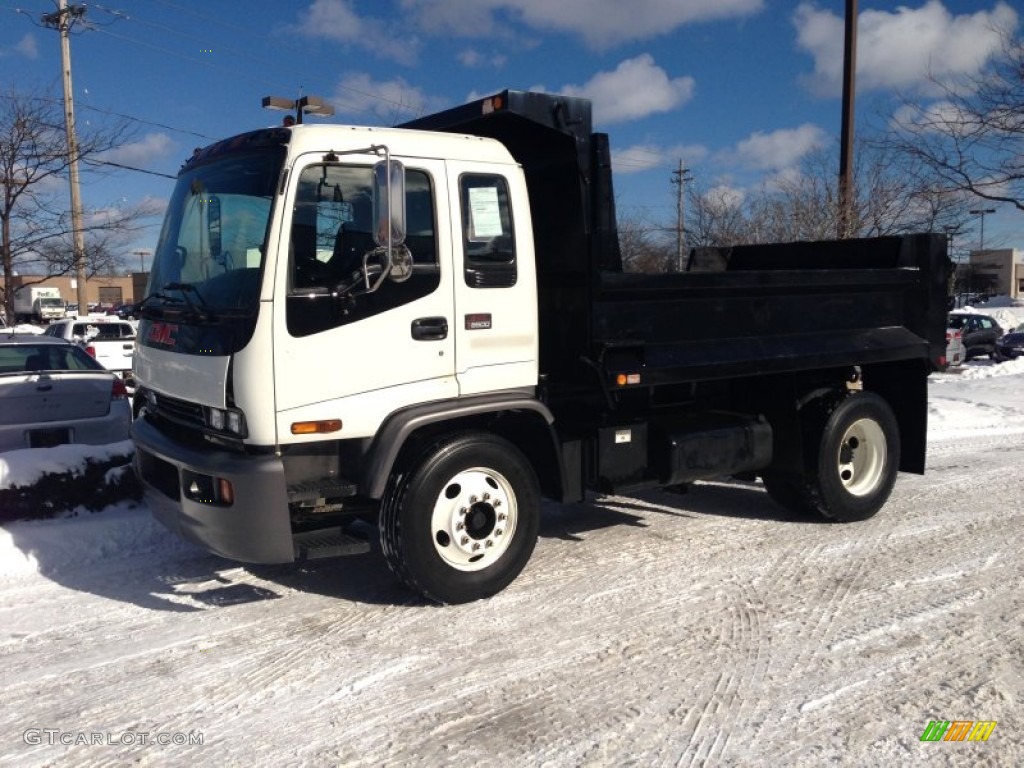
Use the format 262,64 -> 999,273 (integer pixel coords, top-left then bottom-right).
131,90 -> 948,603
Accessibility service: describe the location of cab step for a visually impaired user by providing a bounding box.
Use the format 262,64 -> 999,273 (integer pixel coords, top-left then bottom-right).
293,526 -> 370,560
287,478 -> 358,503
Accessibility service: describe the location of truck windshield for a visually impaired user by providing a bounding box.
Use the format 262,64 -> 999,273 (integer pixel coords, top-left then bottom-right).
147,145 -> 285,315
39,298 -> 63,307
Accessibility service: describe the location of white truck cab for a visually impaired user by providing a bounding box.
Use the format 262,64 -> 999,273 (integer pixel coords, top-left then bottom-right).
133,118 -> 545,600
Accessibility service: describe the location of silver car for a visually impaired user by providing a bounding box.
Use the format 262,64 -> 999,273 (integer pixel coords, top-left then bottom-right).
0,335 -> 131,452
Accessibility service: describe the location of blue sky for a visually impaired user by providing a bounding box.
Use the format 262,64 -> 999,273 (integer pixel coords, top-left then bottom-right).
1,0 -> 1020,265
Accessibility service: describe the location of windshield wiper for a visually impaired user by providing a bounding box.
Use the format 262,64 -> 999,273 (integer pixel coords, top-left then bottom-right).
163,282 -> 217,321
134,291 -> 183,319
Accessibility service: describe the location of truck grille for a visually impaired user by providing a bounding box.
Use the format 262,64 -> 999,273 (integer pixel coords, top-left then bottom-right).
152,392 -> 205,429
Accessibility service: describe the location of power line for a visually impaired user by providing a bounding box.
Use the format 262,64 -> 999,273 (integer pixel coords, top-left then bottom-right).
83,157 -> 177,179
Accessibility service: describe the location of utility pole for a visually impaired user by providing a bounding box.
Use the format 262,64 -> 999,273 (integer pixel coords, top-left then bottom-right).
671,160 -> 692,271
837,0 -> 858,239
43,0 -> 89,313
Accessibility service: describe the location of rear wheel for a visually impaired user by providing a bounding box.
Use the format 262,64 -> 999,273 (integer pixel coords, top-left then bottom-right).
763,392 -> 900,522
380,432 -> 540,604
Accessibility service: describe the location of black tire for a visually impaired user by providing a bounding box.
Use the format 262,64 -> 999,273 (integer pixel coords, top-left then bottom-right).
762,392 -> 900,522
807,392 -> 900,522
379,432 -> 540,604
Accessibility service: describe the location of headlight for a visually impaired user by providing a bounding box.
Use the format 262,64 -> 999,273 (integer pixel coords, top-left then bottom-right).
208,407 -> 225,431
205,406 -> 247,437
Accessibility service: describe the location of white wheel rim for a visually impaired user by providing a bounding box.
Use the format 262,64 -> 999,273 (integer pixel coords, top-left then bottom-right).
836,418 -> 886,496
430,467 -> 518,572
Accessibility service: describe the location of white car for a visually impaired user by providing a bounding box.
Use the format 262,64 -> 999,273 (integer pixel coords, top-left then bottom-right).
0,334 -> 131,452
943,327 -> 965,370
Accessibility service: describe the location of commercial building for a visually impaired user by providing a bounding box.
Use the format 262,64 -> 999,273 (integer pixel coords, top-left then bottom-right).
967,249 -> 1023,299
4,273 -> 148,310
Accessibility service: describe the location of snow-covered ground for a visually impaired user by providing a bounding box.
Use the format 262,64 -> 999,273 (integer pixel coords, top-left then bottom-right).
2,328 -> 1023,766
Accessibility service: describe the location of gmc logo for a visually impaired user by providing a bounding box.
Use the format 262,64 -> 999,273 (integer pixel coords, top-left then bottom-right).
147,322 -> 179,346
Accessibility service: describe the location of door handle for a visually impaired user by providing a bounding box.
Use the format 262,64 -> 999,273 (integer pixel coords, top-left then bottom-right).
411,317 -> 448,341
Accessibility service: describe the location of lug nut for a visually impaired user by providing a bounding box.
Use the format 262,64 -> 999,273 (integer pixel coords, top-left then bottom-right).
495,528 -> 503,537
459,507 -> 467,516
498,513 -> 507,521
456,522 -> 465,531
469,495 -> 478,503
493,499 -> 502,507
473,543 -> 481,551
482,492 -> 490,501
485,540 -> 494,548
461,536 -> 470,545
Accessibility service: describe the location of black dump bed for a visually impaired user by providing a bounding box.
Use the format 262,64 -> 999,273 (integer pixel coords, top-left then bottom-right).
402,91 -> 949,391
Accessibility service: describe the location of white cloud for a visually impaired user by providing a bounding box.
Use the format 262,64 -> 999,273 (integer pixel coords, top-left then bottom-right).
333,73 -> 444,123
405,0 -> 763,48
0,33 -> 38,59
457,48 -> 507,69
97,133 -> 176,169
795,1 -> 1019,96
561,55 -> 695,124
294,0 -> 418,64
706,183 -> 746,210
729,124 -> 828,171
613,143 -> 709,175
889,100 -> 964,133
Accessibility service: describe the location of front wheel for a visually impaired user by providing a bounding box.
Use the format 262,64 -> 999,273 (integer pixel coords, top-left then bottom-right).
380,432 -> 540,604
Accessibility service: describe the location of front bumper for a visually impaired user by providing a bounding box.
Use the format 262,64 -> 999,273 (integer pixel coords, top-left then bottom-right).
131,417 -> 295,563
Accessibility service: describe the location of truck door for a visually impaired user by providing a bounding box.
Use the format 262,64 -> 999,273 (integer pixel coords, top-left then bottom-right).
273,156 -> 457,438
447,162 -> 538,395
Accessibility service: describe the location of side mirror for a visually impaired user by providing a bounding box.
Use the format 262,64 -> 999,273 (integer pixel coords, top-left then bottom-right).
372,159 -> 406,247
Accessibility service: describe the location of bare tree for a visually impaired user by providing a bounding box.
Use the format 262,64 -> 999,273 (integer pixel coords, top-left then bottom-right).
885,29 -> 1024,211
685,141 -> 972,249
686,183 -> 749,248
617,206 -> 675,273
0,88 -> 154,322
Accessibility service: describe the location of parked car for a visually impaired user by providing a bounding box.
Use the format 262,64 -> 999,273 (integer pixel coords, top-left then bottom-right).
111,303 -> 138,320
42,318 -> 136,382
947,312 -> 1003,361
0,334 -> 131,452
994,327 -> 1024,362
942,328 -> 965,370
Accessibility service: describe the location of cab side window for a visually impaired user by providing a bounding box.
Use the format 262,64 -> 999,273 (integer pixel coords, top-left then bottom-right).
460,174 -> 516,288
287,165 -> 439,337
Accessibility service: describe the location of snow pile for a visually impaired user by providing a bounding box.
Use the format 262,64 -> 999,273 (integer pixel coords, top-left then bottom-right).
0,501 -> 163,580
956,296 -> 1024,331
0,440 -> 134,489
0,324 -> 45,335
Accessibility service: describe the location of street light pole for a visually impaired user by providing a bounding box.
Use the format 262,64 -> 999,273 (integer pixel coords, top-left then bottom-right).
261,95 -> 335,125
968,208 -> 996,252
